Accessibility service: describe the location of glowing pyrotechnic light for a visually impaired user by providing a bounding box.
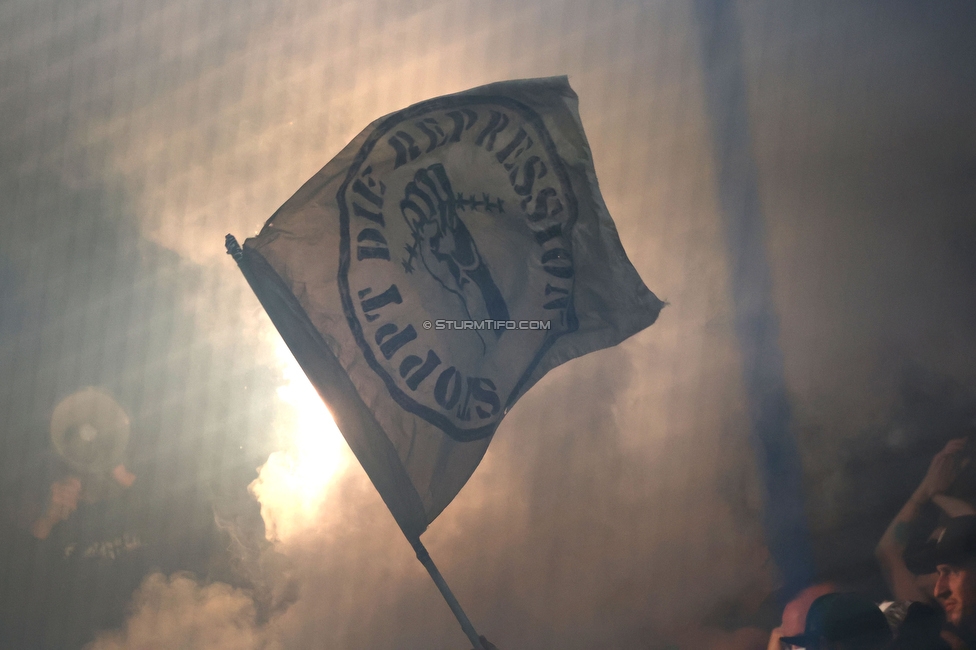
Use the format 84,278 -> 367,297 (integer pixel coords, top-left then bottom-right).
249,340 -> 350,544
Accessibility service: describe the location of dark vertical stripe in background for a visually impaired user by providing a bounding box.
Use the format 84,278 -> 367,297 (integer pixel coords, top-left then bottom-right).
693,0 -> 815,602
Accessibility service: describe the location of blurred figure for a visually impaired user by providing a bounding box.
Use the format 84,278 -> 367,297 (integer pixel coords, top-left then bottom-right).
779,592 -> 893,650
877,438 -> 972,605
2,451 -> 76,539
27,462 -> 136,541
889,601 -> 951,650
767,583 -> 837,650
13,386 -> 140,542
29,474 -> 82,540
0,446 -> 147,650
0,389 -> 218,650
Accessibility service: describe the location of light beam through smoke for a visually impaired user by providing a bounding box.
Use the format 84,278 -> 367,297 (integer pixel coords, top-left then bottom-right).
249,339 -> 351,544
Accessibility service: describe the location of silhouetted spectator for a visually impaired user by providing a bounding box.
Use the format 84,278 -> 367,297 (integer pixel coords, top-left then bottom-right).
779,592 -> 893,650
890,601 -> 951,650
768,583 -> 838,650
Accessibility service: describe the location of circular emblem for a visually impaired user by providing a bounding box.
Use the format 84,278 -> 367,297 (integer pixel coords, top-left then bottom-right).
338,95 -> 578,441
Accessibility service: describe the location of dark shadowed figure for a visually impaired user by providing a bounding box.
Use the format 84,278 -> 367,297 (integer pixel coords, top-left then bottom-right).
779,592 -> 893,650
890,601 -> 951,650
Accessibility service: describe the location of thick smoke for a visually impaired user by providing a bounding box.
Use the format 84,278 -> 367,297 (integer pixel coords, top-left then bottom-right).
86,573 -> 280,650
2,0 -> 975,649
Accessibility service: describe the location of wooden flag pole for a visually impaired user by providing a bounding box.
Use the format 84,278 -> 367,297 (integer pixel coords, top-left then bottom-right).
410,537 -> 486,650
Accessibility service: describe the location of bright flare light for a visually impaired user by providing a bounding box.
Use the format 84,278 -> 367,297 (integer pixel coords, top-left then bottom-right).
250,340 -> 350,544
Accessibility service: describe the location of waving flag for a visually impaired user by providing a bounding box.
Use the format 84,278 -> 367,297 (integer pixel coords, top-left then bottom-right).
231,76 -> 662,541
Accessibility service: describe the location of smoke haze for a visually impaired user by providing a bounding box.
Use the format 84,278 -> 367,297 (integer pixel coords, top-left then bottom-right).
1,1 -> 974,648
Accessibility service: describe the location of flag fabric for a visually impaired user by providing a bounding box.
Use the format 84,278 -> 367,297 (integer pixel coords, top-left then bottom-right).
237,76 -> 663,540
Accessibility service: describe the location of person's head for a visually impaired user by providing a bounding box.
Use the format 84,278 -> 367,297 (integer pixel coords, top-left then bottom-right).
780,592 -> 893,650
934,560 -> 976,628
780,583 -> 839,639
905,515 -> 976,630
1,450 -> 75,529
891,601 -> 951,650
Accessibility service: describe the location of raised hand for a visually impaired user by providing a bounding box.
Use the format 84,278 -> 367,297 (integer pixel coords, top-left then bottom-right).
30,476 -> 82,540
917,438 -> 967,500
401,163 -> 479,279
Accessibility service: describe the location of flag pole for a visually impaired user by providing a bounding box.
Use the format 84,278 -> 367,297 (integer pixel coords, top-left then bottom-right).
410,537 -> 486,650
226,234 -> 485,650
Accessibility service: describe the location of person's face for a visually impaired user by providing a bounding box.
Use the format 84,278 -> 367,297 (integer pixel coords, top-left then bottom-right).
935,561 -> 976,627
